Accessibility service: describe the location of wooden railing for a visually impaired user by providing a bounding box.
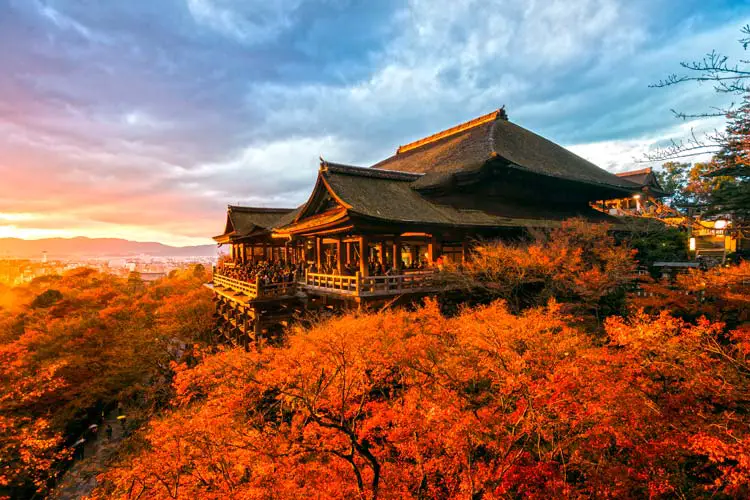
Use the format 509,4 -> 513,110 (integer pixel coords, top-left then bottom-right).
305,272 -> 360,295
213,269 -> 439,300
304,270 -> 439,297
360,271 -> 437,296
213,273 -> 296,300
214,274 -> 259,297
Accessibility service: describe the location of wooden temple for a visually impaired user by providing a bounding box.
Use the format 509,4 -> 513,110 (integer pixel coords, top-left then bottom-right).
209,109 -> 642,344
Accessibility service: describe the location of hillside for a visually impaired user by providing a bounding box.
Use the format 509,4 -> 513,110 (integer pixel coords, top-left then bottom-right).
0,237 -> 218,258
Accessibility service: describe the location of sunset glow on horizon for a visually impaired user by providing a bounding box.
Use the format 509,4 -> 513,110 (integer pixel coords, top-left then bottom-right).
1,0 -> 747,246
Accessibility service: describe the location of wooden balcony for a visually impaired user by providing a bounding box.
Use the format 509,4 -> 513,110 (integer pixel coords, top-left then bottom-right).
212,273 -> 298,302
303,270 -> 440,298
211,269 -> 442,304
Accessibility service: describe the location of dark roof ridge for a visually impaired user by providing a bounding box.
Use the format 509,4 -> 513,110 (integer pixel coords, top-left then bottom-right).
321,160 -> 423,181
228,205 -> 295,213
395,109 -> 502,155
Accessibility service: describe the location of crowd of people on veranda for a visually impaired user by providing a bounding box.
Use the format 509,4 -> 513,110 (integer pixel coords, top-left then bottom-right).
219,256 -> 436,285
307,258 -> 430,277
220,261 -> 302,285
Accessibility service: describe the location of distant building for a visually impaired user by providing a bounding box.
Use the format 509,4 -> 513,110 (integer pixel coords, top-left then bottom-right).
139,272 -> 167,283
596,167 -> 671,217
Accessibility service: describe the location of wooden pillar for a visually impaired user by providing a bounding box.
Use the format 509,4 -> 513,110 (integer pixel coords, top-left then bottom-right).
392,238 -> 401,271
377,241 -> 385,265
254,315 -> 262,350
359,236 -> 369,277
427,238 -> 435,265
462,240 -> 469,263
345,242 -> 352,265
410,245 -> 418,266
336,239 -> 343,274
316,237 -> 322,271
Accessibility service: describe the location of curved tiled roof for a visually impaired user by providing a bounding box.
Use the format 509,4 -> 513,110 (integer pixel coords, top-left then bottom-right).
372,111 -> 637,193
312,162 -> 616,229
615,167 -> 668,195
213,206 -> 296,242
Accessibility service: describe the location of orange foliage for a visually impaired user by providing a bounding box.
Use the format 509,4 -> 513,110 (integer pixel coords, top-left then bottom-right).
631,261 -> 750,327
454,219 -> 637,318
0,265 -> 213,497
94,298 -> 749,499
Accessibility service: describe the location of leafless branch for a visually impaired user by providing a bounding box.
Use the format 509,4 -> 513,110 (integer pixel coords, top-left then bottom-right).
641,127 -> 726,162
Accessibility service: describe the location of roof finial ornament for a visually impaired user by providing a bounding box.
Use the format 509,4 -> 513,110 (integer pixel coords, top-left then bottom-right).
498,105 -> 508,121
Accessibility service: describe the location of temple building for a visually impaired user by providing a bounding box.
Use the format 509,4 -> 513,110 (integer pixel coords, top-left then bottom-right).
209,109 -> 644,344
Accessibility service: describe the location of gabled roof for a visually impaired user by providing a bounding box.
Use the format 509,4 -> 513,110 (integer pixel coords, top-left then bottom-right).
213,206 -> 296,243
371,109 -> 637,193
615,167 -> 667,195
275,161 -> 618,234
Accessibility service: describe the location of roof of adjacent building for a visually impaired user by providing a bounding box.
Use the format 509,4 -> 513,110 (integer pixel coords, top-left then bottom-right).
213,206 -> 297,243
371,109 -> 637,192
615,167 -> 667,195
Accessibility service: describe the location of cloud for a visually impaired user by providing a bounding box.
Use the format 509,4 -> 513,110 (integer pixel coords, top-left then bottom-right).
35,1 -> 100,42
0,0 -> 749,245
242,0 -> 652,154
186,0 -> 305,44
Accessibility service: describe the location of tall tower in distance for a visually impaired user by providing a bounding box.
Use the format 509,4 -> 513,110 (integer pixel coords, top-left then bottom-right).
42,250 -> 48,264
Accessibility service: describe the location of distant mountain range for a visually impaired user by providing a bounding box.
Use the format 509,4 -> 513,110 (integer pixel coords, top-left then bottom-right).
0,237 -> 219,259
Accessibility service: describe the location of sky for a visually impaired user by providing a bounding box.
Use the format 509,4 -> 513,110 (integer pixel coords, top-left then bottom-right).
0,0 -> 748,246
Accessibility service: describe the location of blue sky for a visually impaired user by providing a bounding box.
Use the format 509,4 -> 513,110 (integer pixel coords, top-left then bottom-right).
0,0 -> 748,245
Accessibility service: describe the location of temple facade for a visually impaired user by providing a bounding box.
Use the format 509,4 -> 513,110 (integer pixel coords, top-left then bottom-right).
209,109 -> 643,345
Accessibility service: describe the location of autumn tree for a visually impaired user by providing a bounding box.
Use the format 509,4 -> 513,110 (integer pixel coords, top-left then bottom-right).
0,266 -> 214,497
93,296 -> 750,499
649,26 -> 750,228
446,219 -> 637,322
630,260 -> 750,328
656,161 -> 737,208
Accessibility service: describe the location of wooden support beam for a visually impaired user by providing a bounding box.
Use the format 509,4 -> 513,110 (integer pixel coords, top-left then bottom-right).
359,235 -> 369,277
345,242 -> 352,265
377,241 -> 385,265
316,237 -> 322,271
392,238 -> 401,271
336,239 -> 343,274
254,315 -> 262,349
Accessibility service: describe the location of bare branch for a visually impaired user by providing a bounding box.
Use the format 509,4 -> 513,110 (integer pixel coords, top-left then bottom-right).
641,127 -> 726,162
